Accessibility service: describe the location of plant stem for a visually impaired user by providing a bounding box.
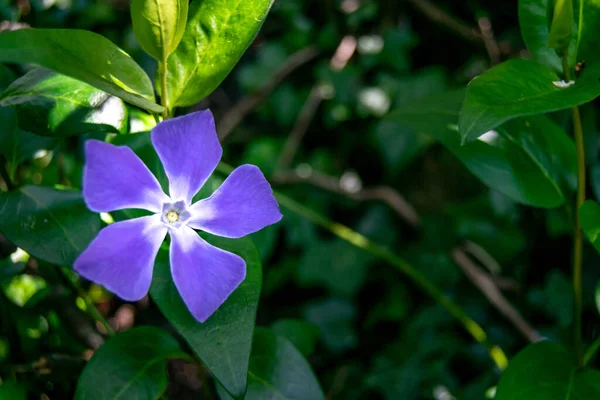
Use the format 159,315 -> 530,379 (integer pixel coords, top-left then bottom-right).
216,162 -> 508,370
564,56 -> 586,366
161,58 -> 169,119
0,155 -> 15,191
56,266 -> 115,336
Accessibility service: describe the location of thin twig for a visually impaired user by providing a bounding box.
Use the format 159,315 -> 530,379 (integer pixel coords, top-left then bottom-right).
478,17 -> 501,65
275,86 -> 324,171
452,248 -> 542,343
217,46 -> 320,140
272,169 -> 420,228
407,0 -> 483,45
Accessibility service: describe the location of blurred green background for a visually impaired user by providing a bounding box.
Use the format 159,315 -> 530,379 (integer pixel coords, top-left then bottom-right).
2,0 -> 600,398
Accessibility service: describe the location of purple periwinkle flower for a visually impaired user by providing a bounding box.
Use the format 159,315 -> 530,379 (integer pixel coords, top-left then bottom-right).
73,110 -> 282,322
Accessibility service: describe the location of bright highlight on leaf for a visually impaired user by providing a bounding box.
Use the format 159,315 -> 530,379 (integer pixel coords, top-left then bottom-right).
74,110 -> 282,322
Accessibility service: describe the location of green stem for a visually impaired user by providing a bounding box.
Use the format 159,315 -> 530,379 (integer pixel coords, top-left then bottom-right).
564,56 -> 586,366
217,162 -> 508,370
56,266 -> 115,336
160,58 -> 169,119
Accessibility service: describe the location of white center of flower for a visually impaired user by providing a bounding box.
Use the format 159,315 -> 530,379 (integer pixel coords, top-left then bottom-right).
166,211 -> 179,223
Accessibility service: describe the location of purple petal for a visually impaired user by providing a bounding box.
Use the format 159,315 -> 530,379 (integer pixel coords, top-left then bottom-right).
188,164 -> 282,238
74,216 -> 167,301
83,140 -> 168,213
151,110 -> 222,204
169,226 -> 245,322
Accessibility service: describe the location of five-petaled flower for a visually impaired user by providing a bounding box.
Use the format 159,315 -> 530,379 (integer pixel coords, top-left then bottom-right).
74,110 -> 282,322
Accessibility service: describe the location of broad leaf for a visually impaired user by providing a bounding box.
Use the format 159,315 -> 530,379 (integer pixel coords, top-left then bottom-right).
0,109 -> 55,168
0,68 -> 127,137
0,29 -> 163,113
547,0 -> 573,52
218,328 -> 325,400
518,0 -> 562,71
271,319 -> 320,357
0,186 -> 100,266
580,200 -> 600,254
495,341 -> 600,399
575,0 -> 600,63
75,327 -> 185,400
131,0 -> 188,61
459,59 -> 600,142
387,90 -> 575,208
150,235 -> 262,399
164,0 -> 275,109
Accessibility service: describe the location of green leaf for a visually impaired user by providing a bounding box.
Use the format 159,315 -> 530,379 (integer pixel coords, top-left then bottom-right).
547,0 -> 573,52
150,235 -> 262,399
518,0 -> 562,71
218,328 -> 325,400
459,59 -> 600,142
580,200 -> 600,254
0,68 -> 127,137
0,186 -> 100,266
165,0 -> 275,108
387,90 -> 575,208
271,319 -> 320,357
0,380 -> 27,400
495,341 -> 600,399
131,0 -> 188,61
74,327 -> 185,400
0,29 -> 163,113
575,0 -> 600,63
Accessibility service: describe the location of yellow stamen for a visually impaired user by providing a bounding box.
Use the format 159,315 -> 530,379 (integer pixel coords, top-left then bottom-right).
167,211 -> 179,223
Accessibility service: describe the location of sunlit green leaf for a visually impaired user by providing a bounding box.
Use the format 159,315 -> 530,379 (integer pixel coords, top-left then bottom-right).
164,0 -> 275,108
131,0 -> 188,61
0,29 -> 163,113
0,68 -> 127,137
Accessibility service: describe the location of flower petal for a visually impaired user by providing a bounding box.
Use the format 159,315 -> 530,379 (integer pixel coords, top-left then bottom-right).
169,226 -> 245,322
74,216 -> 167,301
151,110 -> 222,204
83,140 -> 168,213
188,164 -> 282,238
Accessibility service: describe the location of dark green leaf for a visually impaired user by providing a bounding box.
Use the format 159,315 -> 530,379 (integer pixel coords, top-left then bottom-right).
304,298 -> 357,354
0,186 -> 100,266
495,341 -> 600,399
218,328 -> 325,400
0,380 -> 27,400
0,68 -> 127,137
271,319 -> 320,357
459,59 -> 600,142
518,0 -> 562,71
580,200 -> 600,254
131,0 -> 188,61
575,0 -> 600,63
387,90 -> 575,208
74,327 -> 184,400
150,235 -> 262,399
165,0 -> 275,108
547,0 -> 573,52
0,29 -> 163,113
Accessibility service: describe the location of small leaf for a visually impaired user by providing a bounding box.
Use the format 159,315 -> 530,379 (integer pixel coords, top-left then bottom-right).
518,0 -> 562,71
74,327 -> 185,400
0,68 -> 127,137
271,319 -> 320,357
165,0 -> 275,108
0,29 -> 163,113
495,341 -> 600,399
459,59 -> 600,142
131,0 -> 188,61
580,200 -> 600,254
218,328 -> 325,400
150,235 -> 262,399
0,186 -> 100,266
387,90 -> 575,208
547,0 -> 573,53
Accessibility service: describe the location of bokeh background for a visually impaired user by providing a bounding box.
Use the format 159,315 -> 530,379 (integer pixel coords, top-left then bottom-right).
2,0 -> 599,399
